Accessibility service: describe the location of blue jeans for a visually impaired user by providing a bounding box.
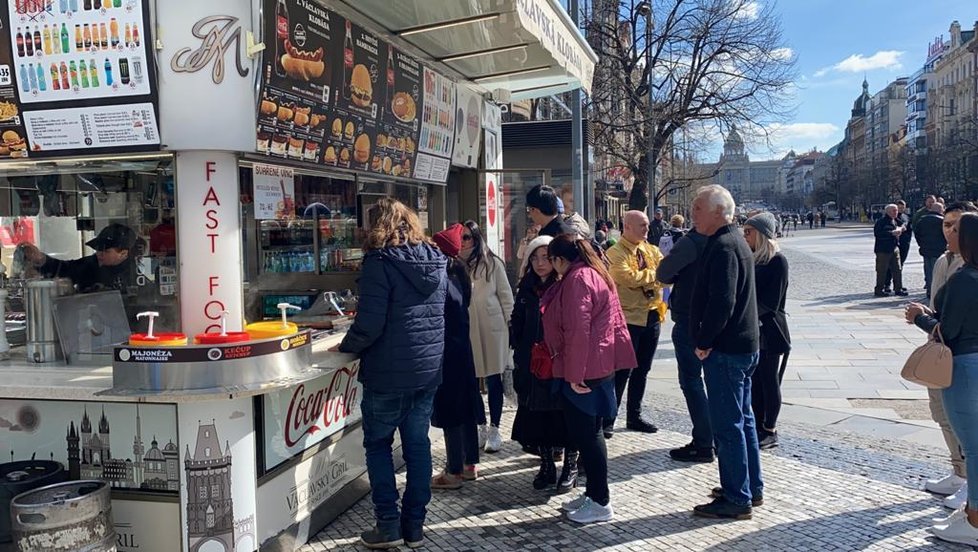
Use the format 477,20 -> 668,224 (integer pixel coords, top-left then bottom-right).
702,350 -> 763,507
942,353 -> 978,508
923,256 -> 938,297
361,386 -> 437,534
673,321 -> 713,449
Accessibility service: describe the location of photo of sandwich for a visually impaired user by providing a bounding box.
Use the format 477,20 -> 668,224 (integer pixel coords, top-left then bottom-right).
339,148 -> 350,166
391,92 -> 416,123
293,107 -> 311,126
350,64 -> 373,108
260,99 -> 277,116
277,104 -> 294,122
324,146 -> 337,165
331,118 -> 343,138
310,114 -> 325,128
280,40 -> 326,81
354,134 -> 371,164
344,121 -> 355,141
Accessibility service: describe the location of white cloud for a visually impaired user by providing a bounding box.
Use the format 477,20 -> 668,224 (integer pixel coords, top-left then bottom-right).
814,50 -> 904,78
734,1 -> 761,19
757,122 -> 842,159
770,47 -> 794,61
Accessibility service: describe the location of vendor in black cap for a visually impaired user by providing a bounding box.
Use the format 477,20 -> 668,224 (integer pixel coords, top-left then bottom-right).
20,223 -> 138,293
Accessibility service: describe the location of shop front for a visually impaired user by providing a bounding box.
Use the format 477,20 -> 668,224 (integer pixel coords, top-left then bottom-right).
0,0 -> 594,551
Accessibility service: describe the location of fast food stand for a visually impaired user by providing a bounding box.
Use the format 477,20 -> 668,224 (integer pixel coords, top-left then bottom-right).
0,0 -> 595,550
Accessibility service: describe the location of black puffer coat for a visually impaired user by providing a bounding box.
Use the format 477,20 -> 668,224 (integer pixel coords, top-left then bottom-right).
510,276 -> 561,412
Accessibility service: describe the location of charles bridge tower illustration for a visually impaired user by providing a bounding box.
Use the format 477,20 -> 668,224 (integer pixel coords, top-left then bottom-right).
185,420 -> 236,552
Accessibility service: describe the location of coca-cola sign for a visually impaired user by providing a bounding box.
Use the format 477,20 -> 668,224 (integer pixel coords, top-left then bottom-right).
263,361 -> 363,469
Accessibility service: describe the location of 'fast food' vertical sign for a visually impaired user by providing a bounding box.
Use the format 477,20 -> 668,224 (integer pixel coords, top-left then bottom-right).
176,152 -> 244,335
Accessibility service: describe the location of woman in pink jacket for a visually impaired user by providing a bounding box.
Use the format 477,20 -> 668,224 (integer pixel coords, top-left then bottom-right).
541,234 -> 636,525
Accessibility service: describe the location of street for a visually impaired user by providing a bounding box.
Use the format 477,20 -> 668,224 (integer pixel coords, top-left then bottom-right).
303,224 -> 960,552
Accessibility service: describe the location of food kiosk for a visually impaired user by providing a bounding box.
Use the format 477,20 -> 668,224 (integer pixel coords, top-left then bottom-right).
0,0 -> 596,550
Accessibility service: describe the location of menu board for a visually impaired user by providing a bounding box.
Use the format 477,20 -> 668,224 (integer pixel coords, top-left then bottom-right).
257,0 -> 456,184
253,163 -> 295,220
0,0 -> 159,157
414,67 -> 456,182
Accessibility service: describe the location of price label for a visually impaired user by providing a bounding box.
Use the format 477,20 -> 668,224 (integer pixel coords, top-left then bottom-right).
0,65 -> 11,86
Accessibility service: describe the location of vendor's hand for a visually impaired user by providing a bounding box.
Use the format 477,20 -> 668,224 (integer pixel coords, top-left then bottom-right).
695,348 -> 712,360
569,382 -> 591,394
904,302 -> 930,324
18,243 -> 44,266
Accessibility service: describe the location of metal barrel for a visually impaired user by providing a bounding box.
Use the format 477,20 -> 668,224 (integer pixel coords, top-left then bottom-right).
11,480 -> 115,552
0,461 -> 66,543
25,280 -> 59,363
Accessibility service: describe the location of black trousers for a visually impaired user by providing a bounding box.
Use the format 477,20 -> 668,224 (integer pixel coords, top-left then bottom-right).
750,350 -> 783,431
609,312 -> 660,426
561,395 -> 609,505
886,243 -> 911,289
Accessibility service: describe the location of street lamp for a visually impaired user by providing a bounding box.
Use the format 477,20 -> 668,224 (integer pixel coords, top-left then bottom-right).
636,1 -> 655,218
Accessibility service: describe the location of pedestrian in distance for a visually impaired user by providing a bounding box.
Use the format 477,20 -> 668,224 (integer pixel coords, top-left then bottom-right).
912,195 -> 938,229
605,210 -> 664,437
688,185 -> 763,521
542,234 -> 636,524
657,224 -> 714,464
658,214 -> 687,257
460,220 -> 515,454
918,201 -> 977,510
886,200 -> 912,293
429,224 -> 486,491
510,235 -> 578,494
807,211 -> 814,229
906,212 -> 978,546
336,198 -> 448,550
915,202 -> 947,299
873,204 -> 907,297
742,212 -> 791,450
648,208 -> 667,247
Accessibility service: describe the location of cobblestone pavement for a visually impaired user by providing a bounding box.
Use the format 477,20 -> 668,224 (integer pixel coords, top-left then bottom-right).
304,224 -> 965,551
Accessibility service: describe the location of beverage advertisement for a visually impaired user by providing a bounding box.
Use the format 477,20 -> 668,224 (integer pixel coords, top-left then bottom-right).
451,84 -> 482,169
8,0 -> 151,103
0,0 -> 159,156
372,43 -> 419,178
414,66 -> 455,182
258,0 -> 333,163
253,162 -> 296,220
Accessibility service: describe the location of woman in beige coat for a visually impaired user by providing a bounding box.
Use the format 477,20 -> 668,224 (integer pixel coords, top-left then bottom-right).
461,220 -> 515,453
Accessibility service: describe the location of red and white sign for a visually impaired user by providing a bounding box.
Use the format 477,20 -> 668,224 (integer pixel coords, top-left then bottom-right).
263,362 -> 363,469
487,180 -> 497,228
175,152 -> 244,335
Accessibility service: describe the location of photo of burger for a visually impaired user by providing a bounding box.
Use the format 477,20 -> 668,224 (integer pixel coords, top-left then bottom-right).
0,130 -> 25,157
382,156 -> 392,174
339,148 -> 350,166
350,64 -> 373,108
331,118 -> 343,138
324,146 -> 337,165
344,121 -> 355,141
354,134 -> 371,165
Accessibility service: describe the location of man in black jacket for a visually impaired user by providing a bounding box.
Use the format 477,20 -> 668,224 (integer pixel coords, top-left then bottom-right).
874,204 -> 907,297
886,199 -> 912,292
688,185 -> 762,521
915,203 -> 947,298
526,185 -> 574,238
657,227 -> 713,463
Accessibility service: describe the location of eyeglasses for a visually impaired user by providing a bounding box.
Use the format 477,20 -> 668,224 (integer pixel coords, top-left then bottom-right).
462,235 -> 473,241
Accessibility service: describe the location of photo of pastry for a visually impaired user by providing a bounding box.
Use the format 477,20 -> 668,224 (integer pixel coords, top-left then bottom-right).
391,92 -> 416,123
339,148 -> 350,166
277,104 -> 294,122
293,107 -> 311,126
350,64 -> 373,108
280,40 -> 326,81
344,121 -> 355,141
354,134 -> 371,164
324,146 -> 337,165
331,118 -> 343,138
260,99 -> 277,116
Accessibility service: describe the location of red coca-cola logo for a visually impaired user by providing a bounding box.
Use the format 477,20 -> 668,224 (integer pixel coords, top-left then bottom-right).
344,49 -> 353,67
487,180 -> 497,227
284,363 -> 360,447
276,16 -> 289,39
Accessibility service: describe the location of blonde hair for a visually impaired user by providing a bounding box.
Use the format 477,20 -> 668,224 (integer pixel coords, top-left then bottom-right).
363,198 -> 430,251
752,231 -> 781,265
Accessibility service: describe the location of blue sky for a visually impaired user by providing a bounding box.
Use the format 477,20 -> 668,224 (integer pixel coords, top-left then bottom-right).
724,0 -> 975,161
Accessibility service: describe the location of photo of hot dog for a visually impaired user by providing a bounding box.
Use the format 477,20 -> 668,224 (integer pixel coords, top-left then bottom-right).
280,40 -> 326,81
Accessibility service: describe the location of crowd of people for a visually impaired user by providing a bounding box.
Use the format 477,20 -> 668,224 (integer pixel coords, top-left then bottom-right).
334,185 -> 792,549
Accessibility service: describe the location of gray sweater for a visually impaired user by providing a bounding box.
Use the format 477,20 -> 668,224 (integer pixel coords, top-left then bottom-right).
915,265 -> 978,356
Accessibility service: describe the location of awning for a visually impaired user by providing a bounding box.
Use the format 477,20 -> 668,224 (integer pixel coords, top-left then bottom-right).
335,0 -> 597,100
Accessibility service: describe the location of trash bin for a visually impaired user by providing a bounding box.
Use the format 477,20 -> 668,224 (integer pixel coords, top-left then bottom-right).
10,480 -> 115,552
0,460 -> 66,544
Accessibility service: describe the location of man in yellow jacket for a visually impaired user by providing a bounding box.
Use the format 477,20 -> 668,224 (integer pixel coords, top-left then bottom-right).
604,210 -> 664,437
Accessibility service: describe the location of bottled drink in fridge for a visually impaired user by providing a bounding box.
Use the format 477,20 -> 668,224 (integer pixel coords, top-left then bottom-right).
104,58 -> 113,85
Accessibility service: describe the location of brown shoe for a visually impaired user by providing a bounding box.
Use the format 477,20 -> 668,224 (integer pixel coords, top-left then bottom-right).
431,472 -> 463,490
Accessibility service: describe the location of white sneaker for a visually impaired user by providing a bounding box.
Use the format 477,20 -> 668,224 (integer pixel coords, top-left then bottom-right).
931,515 -> 978,546
565,497 -> 614,524
944,482 -> 969,510
484,425 -> 502,453
931,506 -> 967,528
477,425 -> 488,449
561,493 -> 588,513
926,473 -> 966,496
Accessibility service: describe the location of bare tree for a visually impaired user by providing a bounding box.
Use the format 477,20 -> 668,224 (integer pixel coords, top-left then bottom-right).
584,0 -> 797,211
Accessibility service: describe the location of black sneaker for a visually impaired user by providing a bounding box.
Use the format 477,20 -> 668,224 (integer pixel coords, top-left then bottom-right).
360,526 -> 403,549
895,290 -> 909,296
711,486 -> 763,507
603,425 -> 614,439
694,496 -> 753,520
626,417 -> 658,433
669,442 -> 715,463
873,290 -> 891,297
402,525 -> 424,549
758,432 -> 779,450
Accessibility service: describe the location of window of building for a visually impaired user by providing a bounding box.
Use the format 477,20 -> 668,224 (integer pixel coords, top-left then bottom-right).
211,484 -> 219,498
198,486 -> 206,499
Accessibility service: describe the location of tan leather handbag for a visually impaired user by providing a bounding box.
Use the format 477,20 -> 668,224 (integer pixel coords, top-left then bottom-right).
902,325 -> 953,389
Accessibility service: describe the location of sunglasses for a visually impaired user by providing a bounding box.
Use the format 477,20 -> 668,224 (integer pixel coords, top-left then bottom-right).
462,235 -> 473,241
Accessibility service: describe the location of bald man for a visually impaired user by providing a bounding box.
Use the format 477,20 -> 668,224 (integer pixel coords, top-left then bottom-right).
605,210 -> 665,436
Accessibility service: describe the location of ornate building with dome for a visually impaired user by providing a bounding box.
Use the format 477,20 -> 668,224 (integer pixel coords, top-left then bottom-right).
696,124 -> 782,201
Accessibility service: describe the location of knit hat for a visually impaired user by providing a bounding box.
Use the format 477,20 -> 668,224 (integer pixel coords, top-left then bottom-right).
433,223 -> 464,257
518,235 -> 554,277
745,212 -> 777,239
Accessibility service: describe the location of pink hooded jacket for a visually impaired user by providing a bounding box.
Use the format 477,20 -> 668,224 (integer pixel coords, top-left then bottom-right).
541,262 -> 637,384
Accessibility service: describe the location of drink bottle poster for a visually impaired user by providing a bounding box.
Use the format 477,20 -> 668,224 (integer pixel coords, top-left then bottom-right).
0,7 -> 30,159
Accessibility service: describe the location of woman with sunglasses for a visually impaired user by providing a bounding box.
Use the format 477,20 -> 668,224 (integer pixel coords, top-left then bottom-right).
461,220 -> 515,453
542,234 -> 635,524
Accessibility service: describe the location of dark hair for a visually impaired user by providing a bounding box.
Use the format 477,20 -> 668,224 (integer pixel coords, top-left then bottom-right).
525,185 -> 560,216
462,220 -> 501,279
896,199 -> 906,206
548,234 -> 615,290
447,257 -> 472,306
519,243 -> 557,294
945,201 -> 978,215
959,213 -> 978,268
